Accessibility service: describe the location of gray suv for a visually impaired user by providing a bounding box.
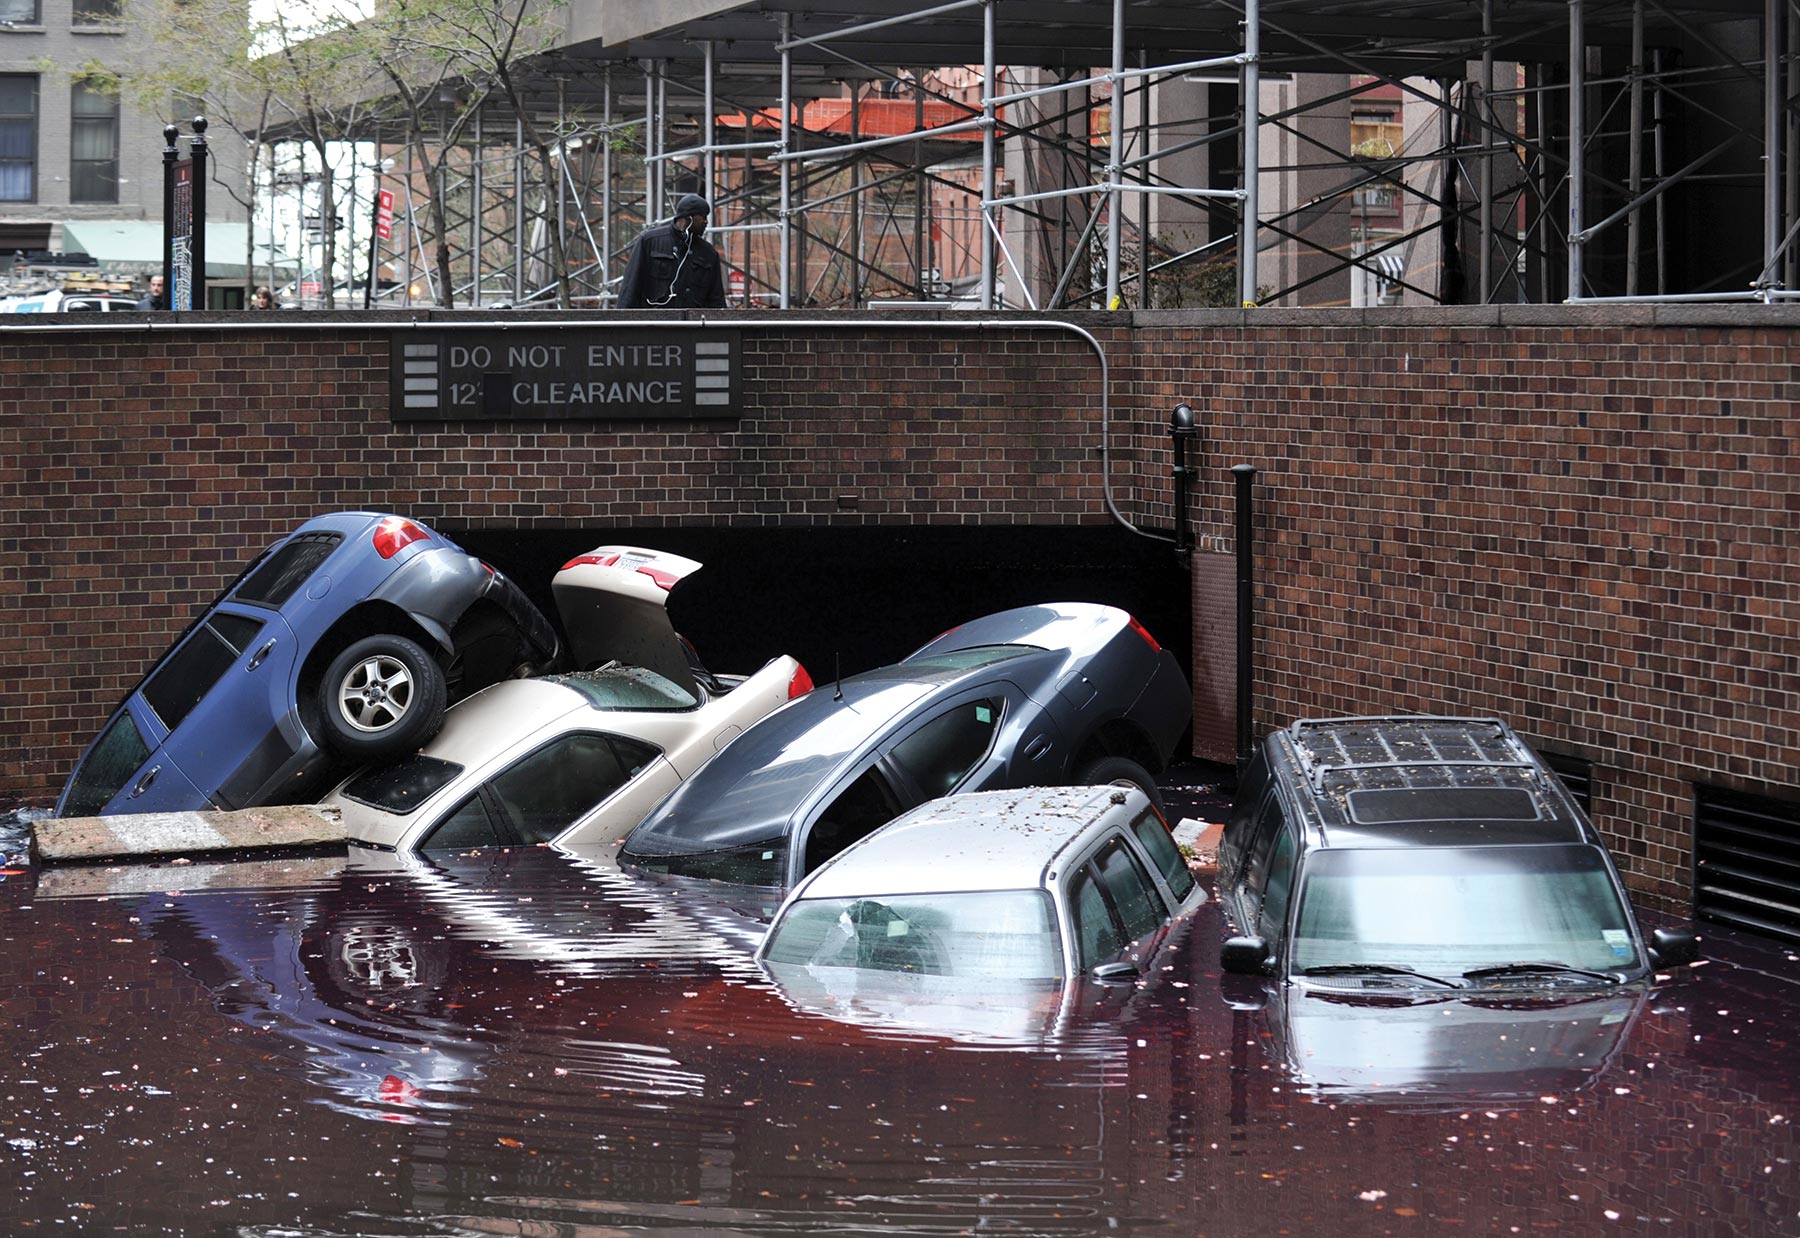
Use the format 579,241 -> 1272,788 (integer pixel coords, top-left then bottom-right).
1217,716 -> 1698,990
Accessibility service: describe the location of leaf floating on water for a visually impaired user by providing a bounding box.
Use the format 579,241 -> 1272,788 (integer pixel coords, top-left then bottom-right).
497,1137 -> 524,1148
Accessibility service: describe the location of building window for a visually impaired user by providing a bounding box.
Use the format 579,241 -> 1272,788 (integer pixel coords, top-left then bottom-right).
70,82 -> 117,202
73,0 -> 119,20
0,76 -> 35,202
0,0 -> 40,25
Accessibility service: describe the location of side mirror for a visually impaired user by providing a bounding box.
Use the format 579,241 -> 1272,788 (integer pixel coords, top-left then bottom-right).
1221,934 -> 1272,975
1089,960 -> 1141,985
1649,926 -> 1700,967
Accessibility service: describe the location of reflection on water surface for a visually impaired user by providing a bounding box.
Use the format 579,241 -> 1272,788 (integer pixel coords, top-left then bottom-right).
2,840 -> 1797,1236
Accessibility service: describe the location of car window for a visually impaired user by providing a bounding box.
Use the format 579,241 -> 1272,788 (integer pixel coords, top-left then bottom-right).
1290,843 -> 1641,975
887,698 -> 1003,797
340,755 -> 464,815
764,891 -> 1061,979
1258,827 -> 1298,943
802,766 -> 904,874
485,732 -> 637,844
901,645 -> 1039,672
1130,807 -> 1196,902
61,710 -> 151,816
1071,869 -> 1125,970
1094,838 -> 1164,941
1240,791 -> 1289,899
422,794 -> 506,850
232,533 -> 343,608
140,615 -> 268,731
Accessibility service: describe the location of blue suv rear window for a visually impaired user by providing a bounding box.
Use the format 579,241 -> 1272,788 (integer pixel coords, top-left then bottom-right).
233,532 -> 342,607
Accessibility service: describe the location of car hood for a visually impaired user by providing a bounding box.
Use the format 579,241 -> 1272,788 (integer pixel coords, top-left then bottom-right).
552,545 -> 702,696
1268,985 -> 1647,1107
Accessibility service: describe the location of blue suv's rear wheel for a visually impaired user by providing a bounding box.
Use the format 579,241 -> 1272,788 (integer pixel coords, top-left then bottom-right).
318,634 -> 448,760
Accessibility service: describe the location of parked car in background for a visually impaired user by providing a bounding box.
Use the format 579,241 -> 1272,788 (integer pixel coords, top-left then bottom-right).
326,542 -> 811,852
57,512 -> 560,819
619,603 -> 1192,889
1216,715 -> 1699,989
757,784 -> 1204,1040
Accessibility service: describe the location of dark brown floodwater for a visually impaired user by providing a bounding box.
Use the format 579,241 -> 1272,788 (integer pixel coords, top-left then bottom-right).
1,817 -> 1796,1236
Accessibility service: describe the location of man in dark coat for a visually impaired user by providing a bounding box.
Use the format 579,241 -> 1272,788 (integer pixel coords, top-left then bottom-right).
135,274 -> 167,311
617,194 -> 727,309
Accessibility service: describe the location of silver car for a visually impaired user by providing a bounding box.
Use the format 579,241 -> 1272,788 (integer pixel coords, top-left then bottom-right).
757,784 -> 1205,1004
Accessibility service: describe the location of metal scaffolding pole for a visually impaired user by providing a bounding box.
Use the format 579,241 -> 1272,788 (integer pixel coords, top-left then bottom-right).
1240,0 -> 1261,305
602,68 -> 613,297
780,14 -> 793,308
1137,51 -> 1152,310
1765,0 -> 1785,287
1629,0 -> 1645,295
851,87 -> 863,308
980,0 -> 997,309
1104,0 -> 1124,308
514,112 -> 525,301
470,106 -> 483,307
1481,0 -> 1496,302
704,42 -> 716,205
1569,0 -> 1586,300
644,61 -> 657,230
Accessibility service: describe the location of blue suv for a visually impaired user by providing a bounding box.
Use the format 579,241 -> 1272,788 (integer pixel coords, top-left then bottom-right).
57,512 -> 560,818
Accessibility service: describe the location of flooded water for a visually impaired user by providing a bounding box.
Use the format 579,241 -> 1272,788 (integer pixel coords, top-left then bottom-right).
2,803 -> 1798,1236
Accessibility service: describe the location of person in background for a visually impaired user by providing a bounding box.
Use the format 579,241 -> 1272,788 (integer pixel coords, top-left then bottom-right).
136,274 -> 167,311
617,194 -> 727,310
251,286 -> 275,310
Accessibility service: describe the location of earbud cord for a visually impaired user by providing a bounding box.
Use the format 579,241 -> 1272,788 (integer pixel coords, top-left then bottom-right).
647,229 -> 694,307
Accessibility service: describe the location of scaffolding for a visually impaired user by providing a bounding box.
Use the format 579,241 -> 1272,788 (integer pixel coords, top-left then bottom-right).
314,0 -> 1792,310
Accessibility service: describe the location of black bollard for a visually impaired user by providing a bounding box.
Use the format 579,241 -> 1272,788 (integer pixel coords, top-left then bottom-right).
1232,463 -> 1257,769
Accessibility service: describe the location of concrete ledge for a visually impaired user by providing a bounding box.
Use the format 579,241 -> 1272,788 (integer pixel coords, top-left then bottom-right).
33,805 -> 346,864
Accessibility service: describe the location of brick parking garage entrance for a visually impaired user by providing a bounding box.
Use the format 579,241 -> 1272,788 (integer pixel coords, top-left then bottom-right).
2,307 -> 1795,919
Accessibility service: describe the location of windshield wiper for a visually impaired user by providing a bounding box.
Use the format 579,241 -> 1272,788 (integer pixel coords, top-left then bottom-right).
1300,963 -> 1458,988
1462,962 -> 1621,984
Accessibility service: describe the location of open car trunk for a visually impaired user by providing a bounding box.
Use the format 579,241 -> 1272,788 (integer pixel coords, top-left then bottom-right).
551,545 -> 703,698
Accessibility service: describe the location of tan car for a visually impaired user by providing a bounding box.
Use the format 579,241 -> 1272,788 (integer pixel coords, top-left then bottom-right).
324,545 -> 810,852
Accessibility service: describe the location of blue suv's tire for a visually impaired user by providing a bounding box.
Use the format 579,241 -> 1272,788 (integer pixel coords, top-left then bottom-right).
319,634 -> 448,760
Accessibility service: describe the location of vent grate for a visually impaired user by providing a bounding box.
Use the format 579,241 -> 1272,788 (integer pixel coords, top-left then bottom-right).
1695,784 -> 1800,945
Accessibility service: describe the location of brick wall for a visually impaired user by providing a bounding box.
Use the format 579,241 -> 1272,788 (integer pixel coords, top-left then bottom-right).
1132,308 -> 1799,909
3,307 -> 1795,910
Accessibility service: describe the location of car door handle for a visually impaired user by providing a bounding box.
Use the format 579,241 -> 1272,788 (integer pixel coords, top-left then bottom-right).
1024,734 -> 1052,760
130,766 -> 160,798
247,639 -> 277,670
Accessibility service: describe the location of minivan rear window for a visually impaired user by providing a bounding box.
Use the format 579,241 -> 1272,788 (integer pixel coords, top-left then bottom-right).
61,710 -> 151,817
233,533 -> 342,607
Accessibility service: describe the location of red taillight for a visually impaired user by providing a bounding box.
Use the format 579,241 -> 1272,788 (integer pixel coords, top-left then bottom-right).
372,516 -> 429,560
1127,615 -> 1162,652
559,552 -> 621,572
636,566 -> 680,591
787,664 -> 814,698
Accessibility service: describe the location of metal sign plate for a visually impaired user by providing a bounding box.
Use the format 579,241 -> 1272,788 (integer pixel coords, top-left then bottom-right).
391,329 -> 741,421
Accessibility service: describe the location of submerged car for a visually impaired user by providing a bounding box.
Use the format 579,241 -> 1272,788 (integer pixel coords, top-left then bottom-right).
619,602 -> 1191,889
757,784 -> 1204,1041
325,544 -> 812,852
1217,715 -> 1699,989
57,512 -> 560,818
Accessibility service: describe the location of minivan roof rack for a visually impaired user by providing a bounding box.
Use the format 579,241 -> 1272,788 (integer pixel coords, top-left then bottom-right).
1286,715 -> 1544,796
